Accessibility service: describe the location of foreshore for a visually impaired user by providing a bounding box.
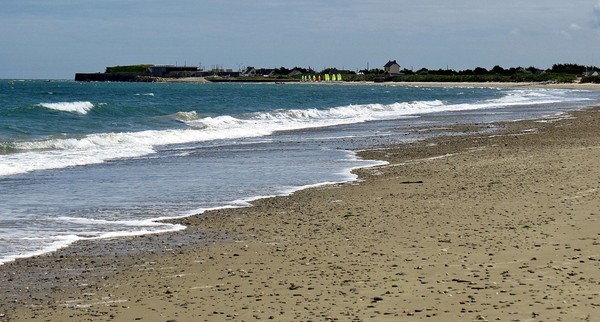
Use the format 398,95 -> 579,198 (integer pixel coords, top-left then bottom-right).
138,76 -> 600,90
2,105 -> 600,321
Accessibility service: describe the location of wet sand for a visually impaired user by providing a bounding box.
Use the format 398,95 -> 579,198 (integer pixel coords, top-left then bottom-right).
2,107 -> 600,321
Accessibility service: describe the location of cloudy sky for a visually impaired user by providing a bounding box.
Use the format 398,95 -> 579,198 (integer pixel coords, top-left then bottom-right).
2,0 -> 600,79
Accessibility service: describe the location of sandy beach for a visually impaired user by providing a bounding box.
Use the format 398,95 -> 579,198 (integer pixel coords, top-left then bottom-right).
2,104 -> 600,321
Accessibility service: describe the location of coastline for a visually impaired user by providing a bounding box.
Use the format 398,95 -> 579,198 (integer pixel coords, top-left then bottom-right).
68,73 -> 600,91
2,106 -> 600,321
306,81 -> 600,90
160,77 -> 600,90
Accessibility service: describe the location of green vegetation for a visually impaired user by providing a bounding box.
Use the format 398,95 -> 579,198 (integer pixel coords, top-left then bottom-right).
83,62 -> 598,84
390,72 -> 577,83
303,63 -> 595,84
105,65 -> 153,74
581,76 -> 600,84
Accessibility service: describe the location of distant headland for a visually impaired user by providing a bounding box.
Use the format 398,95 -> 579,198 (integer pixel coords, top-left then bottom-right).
75,62 -> 600,84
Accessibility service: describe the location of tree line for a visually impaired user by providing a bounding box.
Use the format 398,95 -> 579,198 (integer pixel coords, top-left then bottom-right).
347,63 -> 599,83
101,63 -> 600,83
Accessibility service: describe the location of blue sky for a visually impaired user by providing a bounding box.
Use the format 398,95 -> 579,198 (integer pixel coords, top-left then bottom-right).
2,0 -> 600,79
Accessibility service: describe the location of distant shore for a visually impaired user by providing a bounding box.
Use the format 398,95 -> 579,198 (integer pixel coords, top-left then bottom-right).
375,81 -> 600,90
75,71 -> 600,90
2,100 -> 600,320
161,77 -> 600,90
312,80 -> 600,90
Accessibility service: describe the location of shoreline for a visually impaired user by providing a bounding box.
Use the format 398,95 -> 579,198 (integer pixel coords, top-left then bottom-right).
300,81 -> 600,90
161,77 -> 600,90
2,107 -> 600,321
70,75 -> 600,90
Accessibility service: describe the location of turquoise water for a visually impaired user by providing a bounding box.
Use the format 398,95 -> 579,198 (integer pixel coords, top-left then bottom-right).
1,80 -> 598,263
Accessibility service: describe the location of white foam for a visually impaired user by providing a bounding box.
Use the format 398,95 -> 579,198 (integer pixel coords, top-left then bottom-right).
88,224 -> 186,240
490,88 -> 591,106
188,100 -> 444,135
39,101 -> 94,114
0,220 -> 186,265
0,235 -> 79,265
55,216 -> 175,227
171,111 -> 199,122
0,141 -> 154,176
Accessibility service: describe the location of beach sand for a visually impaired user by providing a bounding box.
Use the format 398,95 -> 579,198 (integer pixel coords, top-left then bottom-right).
2,107 -> 600,321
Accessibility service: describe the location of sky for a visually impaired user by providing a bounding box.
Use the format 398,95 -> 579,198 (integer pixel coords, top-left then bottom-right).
2,0 -> 600,79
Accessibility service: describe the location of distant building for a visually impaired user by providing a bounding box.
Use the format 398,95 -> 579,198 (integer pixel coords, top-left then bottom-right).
259,69 -> 276,77
242,67 -> 257,77
383,60 -> 401,76
288,69 -> 304,77
240,67 -> 276,77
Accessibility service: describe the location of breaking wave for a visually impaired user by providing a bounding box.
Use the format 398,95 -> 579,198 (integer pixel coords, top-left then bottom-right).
38,101 -> 94,114
1,89 -> 586,177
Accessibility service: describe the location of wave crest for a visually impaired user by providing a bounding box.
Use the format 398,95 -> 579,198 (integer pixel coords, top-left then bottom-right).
38,101 -> 94,114
190,100 -> 444,131
172,111 -> 199,122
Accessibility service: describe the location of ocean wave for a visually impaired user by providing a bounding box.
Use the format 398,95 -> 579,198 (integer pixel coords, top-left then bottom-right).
0,138 -> 155,176
0,100 -> 430,176
489,89 -> 563,105
0,89 -> 588,177
170,111 -> 200,122
38,101 -> 94,114
190,100 -> 444,131
0,142 -> 17,154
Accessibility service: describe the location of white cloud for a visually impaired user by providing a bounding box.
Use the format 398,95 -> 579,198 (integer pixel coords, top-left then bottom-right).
561,23 -> 583,39
570,23 -> 583,31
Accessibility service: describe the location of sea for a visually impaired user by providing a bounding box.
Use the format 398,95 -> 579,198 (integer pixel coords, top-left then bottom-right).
1,79 -> 599,264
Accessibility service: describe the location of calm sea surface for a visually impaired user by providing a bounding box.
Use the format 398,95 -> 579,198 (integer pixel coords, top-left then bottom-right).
1,80 -> 598,263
